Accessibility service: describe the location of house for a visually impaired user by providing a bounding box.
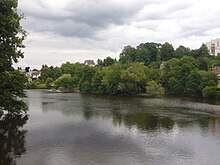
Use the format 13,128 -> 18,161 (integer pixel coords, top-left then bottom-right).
84,60 -> 96,66
206,38 -> 220,56
31,70 -> 41,80
19,68 -> 41,83
213,66 -> 220,79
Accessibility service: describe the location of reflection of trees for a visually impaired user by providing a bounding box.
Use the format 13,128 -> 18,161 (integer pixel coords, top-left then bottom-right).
197,117 -> 220,135
83,104 -> 94,120
112,112 -> 174,131
0,114 -> 28,165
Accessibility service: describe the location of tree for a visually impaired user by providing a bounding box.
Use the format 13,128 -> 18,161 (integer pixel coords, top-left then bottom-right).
197,44 -> 210,58
119,45 -> 136,63
174,45 -> 191,59
102,57 -> 116,67
161,56 -> 200,95
118,63 -> 146,95
198,57 -> 209,71
78,66 -> 96,92
202,86 -> 217,99
45,78 -> 54,88
55,74 -> 79,90
101,63 -> 123,94
137,42 -> 161,62
191,44 -> 210,59
0,0 -> 27,116
161,42 -> 175,61
146,80 -> 164,96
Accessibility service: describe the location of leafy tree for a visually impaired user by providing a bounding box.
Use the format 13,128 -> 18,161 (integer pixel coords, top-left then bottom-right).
146,80 -> 164,96
161,42 -> 175,61
102,63 -> 123,94
60,62 -> 83,77
197,44 -> 210,58
199,71 -> 218,90
185,71 -> 201,95
174,45 -> 191,59
45,78 -> 54,88
202,86 -> 217,99
0,0 -> 27,116
97,59 -> 103,66
40,65 -> 62,81
119,45 -> 136,63
191,44 -> 210,59
102,57 -> 116,67
91,69 -> 106,94
55,74 -> 78,90
161,56 -> 200,95
198,57 -> 209,71
118,63 -> 146,94
134,46 -> 150,64
78,66 -> 96,92
137,42 -> 161,62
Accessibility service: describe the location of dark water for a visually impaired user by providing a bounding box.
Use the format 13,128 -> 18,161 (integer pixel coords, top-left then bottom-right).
1,90 -> 220,165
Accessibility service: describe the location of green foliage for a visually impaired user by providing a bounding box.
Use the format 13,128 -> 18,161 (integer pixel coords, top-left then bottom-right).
202,86 -> 217,99
26,40 -> 219,100
97,57 -> 116,67
174,45 -> 191,59
198,57 -> 209,71
0,71 -> 28,114
101,63 -> 123,94
146,80 -> 164,96
161,56 -> 200,95
55,74 -> 78,90
118,63 -> 146,95
199,71 -> 218,90
91,69 -> 106,94
0,0 -> 27,115
45,78 -> 54,88
40,65 -> 62,81
119,45 -> 136,63
161,42 -> 175,61
78,66 -> 96,92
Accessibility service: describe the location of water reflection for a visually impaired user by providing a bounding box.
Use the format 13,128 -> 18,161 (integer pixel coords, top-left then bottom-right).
112,112 -> 174,131
17,91 -> 220,165
0,114 -> 28,165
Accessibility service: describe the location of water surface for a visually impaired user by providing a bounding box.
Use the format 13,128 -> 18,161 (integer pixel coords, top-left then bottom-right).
1,90 -> 220,165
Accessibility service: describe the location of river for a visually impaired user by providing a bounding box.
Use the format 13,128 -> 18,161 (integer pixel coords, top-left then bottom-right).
1,90 -> 220,165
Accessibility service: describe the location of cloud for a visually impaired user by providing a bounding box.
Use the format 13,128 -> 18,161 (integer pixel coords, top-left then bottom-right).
19,0 -> 147,38
16,0 -> 220,68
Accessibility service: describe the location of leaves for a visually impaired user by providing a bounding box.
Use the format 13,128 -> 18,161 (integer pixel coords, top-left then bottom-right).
0,0 -> 27,114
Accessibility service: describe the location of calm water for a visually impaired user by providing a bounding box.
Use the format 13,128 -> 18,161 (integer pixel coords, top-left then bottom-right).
1,90 -> 220,165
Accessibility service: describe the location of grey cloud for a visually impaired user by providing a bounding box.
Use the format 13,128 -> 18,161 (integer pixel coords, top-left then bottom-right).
20,0 -> 147,38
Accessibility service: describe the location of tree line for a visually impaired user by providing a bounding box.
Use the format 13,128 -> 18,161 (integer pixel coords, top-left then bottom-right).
28,42 -> 220,99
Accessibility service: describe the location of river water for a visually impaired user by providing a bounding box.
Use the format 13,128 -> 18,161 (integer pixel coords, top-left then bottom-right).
1,90 -> 220,165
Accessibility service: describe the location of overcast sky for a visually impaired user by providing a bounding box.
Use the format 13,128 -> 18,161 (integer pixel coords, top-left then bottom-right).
16,0 -> 220,69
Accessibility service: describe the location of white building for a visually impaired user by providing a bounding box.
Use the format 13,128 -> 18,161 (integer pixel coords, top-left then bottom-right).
206,38 -> 220,56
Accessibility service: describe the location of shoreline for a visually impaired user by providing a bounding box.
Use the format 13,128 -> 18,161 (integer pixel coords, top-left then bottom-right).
24,88 -> 220,106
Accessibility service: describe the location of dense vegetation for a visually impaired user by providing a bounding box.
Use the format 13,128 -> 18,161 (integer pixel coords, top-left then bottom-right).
0,0 -> 27,117
28,42 -> 220,99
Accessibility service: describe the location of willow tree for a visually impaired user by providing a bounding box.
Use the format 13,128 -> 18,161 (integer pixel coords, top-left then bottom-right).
0,0 -> 27,116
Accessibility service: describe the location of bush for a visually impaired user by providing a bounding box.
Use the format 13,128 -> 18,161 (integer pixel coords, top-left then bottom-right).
146,80 -> 165,96
202,86 -> 217,99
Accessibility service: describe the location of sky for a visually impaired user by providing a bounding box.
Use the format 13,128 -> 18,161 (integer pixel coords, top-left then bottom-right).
16,0 -> 220,69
